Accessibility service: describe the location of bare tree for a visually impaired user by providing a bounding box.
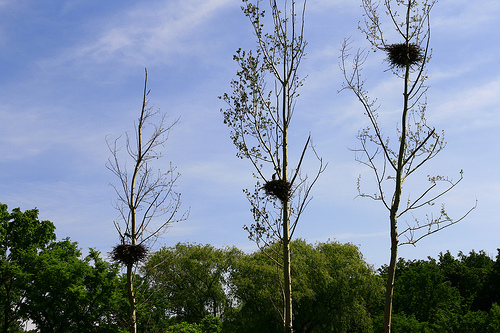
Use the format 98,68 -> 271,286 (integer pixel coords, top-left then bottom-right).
106,69 -> 188,333
340,1 -> 475,332
221,1 -> 325,332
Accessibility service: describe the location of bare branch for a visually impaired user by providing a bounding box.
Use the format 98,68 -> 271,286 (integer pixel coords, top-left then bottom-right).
342,2 -> 473,332
399,200 -> 477,246
107,69 -> 188,250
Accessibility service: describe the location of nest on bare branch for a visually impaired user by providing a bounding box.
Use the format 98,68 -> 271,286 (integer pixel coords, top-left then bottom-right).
384,43 -> 424,69
111,243 -> 148,266
263,179 -> 291,202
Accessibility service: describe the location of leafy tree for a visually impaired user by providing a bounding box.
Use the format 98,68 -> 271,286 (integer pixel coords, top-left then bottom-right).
142,243 -> 241,327
199,315 -> 222,333
340,1 -> 475,331
21,240 -> 123,332
229,239 -> 382,333
165,322 -> 202,333
484,250 -> 500,311
387,313 -> 429,333
0,203 -> 124,333
164,316 -> 221,333
293,240 -> 382,333
131,273 -> 173,333
107,69 -> 188,333
382,258 -> 461,323
221,1 -> 325,331
438,250 -> 495,312
0,203 -> 56,333
487,303 -> 500,333
226,242 -> 283,332
137,240 -> 380,333
376,252 -> 500,332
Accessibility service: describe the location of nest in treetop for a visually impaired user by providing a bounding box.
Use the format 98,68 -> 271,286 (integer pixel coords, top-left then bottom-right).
263,179 -> 291,202
111,243 -> 148,266
384,43 -> 424,69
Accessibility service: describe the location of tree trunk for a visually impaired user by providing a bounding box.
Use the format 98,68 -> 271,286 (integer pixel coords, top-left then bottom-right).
283,202 -> 292,333
282,60 -> 293,333
383,214 -> 398,333
125,70 -> 146,333
127,263 -> 137,333
383,27 -> 411,332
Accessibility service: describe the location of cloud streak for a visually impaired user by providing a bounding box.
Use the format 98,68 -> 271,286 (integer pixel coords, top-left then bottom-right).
55,0 -> 233,67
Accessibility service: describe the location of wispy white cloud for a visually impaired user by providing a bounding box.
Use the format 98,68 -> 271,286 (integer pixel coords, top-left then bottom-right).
431,76 -> 500,131
0,99 -> 113,164
433,0 -> 500,35
0,104 -> 67,160
53,0 -> 233,67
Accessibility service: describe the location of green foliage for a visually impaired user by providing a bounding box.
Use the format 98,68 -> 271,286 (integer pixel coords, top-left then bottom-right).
21,240 -> 123,332
0,203 -> 123,333
392,258 -> 461,322
439,250 -> 495,311
3,201 -> 499,333
225,242 -> 283,332
166,322 -> 202,333
200,315 -> 222,333
162,315 -> 221,333
130,273 -> 172,333
388,313 -> 430,333
488,251 -> 500,305
132,240 -> 382,333
292,240 -> 383,332
487,303 -> 500,333
228,239 -> 383,333
378,250 -> 500,332
142,243 -> 242,327
0,203 -> 56,332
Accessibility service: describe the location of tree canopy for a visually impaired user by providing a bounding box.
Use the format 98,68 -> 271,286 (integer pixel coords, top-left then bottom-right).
2,202 -> 499,333
0,204 -> 123,333
379,250 -> 500,332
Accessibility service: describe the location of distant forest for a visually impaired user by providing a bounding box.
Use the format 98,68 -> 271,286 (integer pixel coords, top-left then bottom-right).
1,204 -> 499,333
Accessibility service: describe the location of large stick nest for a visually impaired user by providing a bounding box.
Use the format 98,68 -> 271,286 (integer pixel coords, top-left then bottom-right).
263,179 -> 291,202
111,244 -> 148,266
384,43 -> 424,69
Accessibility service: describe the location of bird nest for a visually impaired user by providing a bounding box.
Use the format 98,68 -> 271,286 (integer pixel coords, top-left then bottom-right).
384,43 -> 424,69
111,244 -> 148,266
263,179 -> 291,202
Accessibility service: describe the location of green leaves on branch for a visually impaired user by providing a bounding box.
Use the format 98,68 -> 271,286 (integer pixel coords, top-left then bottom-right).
220,0 -> 307,171
0,203 -> 123,333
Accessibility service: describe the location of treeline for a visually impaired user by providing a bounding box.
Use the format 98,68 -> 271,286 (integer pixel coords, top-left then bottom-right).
1,204 -> 499,333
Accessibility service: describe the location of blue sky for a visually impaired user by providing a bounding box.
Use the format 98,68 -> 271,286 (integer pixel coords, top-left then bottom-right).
0,0 -> 498,268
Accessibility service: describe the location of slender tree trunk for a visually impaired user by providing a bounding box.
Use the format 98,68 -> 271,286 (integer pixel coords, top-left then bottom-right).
282,56 -> 293,333
283,202 -> 292,333
124,70 -> 148,333
127,155 -> 139,333
128,133 -> 139,333
383,27 -> 412,331
126,263 -> 137,333
383,213 -> 398,333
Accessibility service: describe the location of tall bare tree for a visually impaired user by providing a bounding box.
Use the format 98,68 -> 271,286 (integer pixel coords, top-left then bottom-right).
340,1 -> 475,332
221,1 -> 325,332
107,69 -> 188,333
